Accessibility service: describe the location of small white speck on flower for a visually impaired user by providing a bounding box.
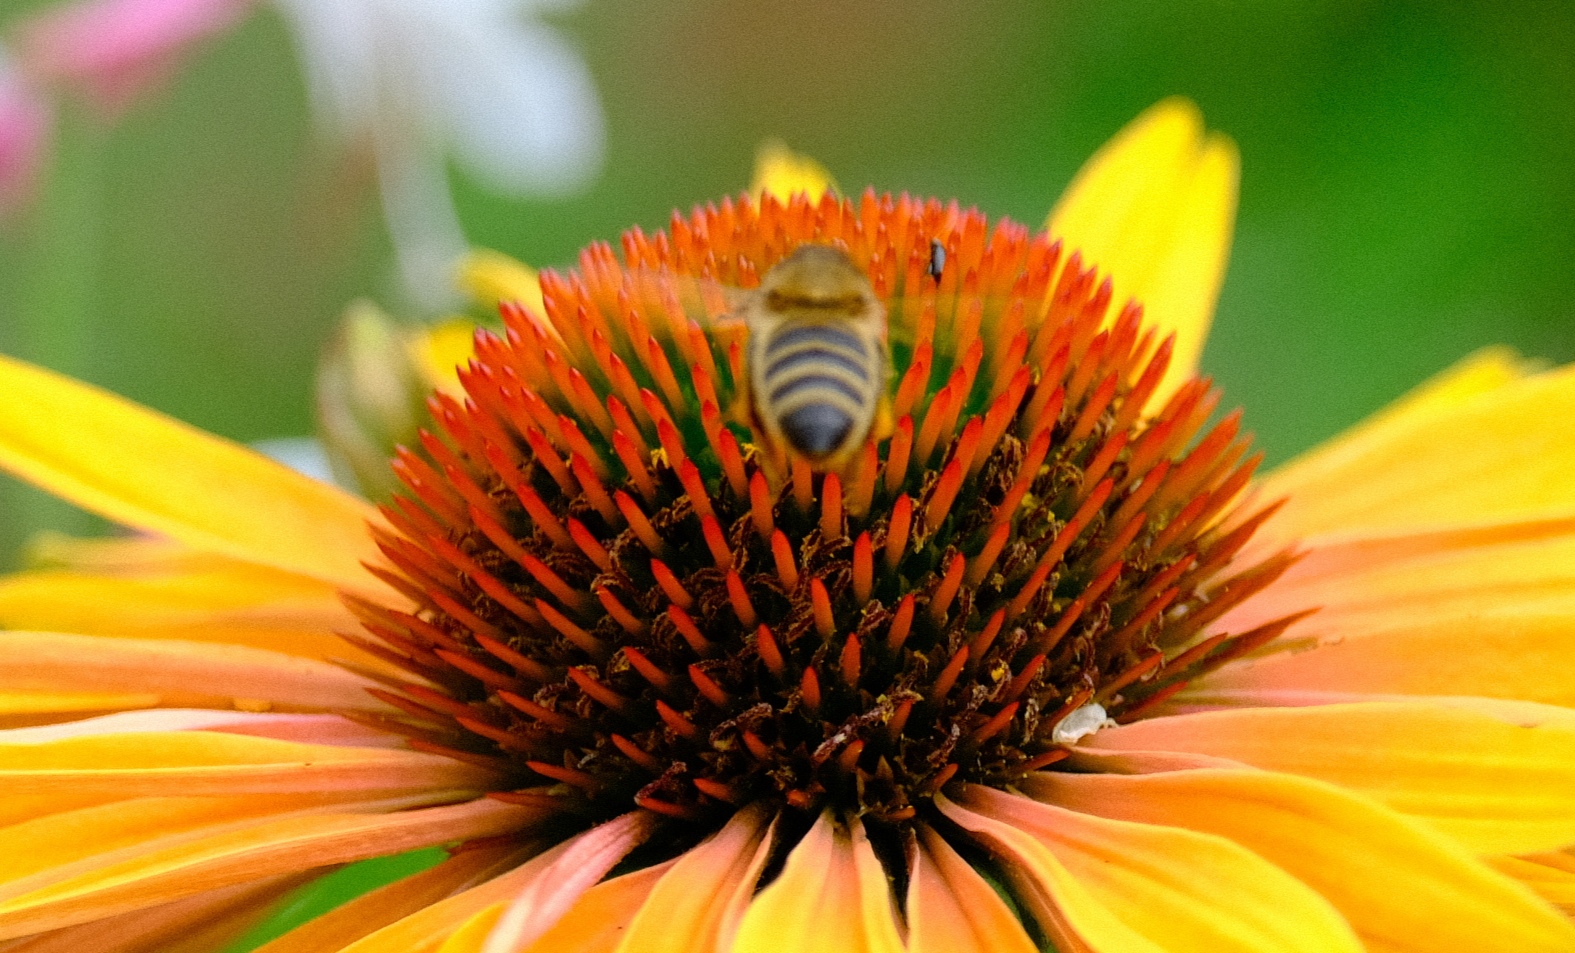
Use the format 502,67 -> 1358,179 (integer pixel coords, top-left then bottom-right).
1051,702 -> 1114,745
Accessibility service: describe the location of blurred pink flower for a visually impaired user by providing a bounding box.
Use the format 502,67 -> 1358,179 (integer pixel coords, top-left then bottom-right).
12,0 -> 255,116
0,49 -> 50,217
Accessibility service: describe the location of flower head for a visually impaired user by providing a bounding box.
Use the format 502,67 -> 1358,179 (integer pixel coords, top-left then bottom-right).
0,101 -> 1571,953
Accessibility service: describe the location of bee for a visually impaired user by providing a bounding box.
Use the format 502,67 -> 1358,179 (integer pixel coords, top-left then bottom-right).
738,244 -> 890,476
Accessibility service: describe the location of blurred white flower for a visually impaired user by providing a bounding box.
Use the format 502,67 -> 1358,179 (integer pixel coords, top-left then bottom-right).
2,0 -> 605,303
272,0 -> 605,307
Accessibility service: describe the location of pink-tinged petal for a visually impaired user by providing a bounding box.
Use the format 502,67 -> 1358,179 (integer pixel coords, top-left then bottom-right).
907,824 -> 1038,953
1199,610 -> 1575,709
0,58 -> 49,219
0,798 -> 536,938
14,0 -> 254,115
251,844 -> 527,953
505,860 -> 672,953
1023,769 -> 1575,952
1204,517 -> 1575,709
1166,690 -> 1575,730
0,710 -> 401,747
0,353 -> 386,595
1221,516 -> 1575,654
0,730 -> 500,798
616,804 -> 775,953
0,872 -> 307,953
476,812 -> 655,953
1086,703 -> 1575,854
331,827 -> 637,953
0,631 -> 388,712
732,812 -> 905,953
941,785 -> 1362,953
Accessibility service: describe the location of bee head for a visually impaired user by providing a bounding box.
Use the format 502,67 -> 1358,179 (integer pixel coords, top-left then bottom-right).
761,244 -> 874,315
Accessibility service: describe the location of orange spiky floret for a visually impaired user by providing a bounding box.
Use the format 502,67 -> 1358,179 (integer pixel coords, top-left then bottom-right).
363,190 -> 1298,826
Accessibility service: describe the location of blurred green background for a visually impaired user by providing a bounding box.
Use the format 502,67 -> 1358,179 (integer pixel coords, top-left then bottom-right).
3,0 -> 1573,565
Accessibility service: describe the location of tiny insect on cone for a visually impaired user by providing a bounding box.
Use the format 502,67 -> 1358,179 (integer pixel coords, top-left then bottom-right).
0,100 -> 1569,953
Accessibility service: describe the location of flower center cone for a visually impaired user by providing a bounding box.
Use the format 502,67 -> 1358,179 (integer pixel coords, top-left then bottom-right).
350,189 -> 1299,845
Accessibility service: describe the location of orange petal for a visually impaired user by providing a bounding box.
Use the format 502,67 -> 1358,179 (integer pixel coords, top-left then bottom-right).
0,563 -> 360,662
1259,354 -> 1575,538
0,793 -> 430,895
0,730 -> 499,798
0,872 -> 308,953
1488,852 -> 1575,915
253,844 -> 528,953
0,353 -> 383,593
1023,769 -> 1575,952
732,812 -> 904,953
941,785 -> 1362,953
1047,97 -> 1238,402
0,798 -> 537,938
616,804 -> 775,953
907,824 -> 1038,953
1086,702 -> 1575,854
0,631 -> 388,712
478,812 -> 655,953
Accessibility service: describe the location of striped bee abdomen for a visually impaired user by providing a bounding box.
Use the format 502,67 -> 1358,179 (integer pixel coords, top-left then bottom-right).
757,320 -> 881,459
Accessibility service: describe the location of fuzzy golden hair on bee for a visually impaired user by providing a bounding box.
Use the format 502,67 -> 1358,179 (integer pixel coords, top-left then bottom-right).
735,244 -> 890,479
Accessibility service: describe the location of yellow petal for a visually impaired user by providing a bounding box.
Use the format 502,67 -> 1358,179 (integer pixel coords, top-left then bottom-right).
0,691 -> 159,716
0,798 -> 535,939
907,825 -> 1038,953
1259,356 -> 1575,538
518,861 -> 672,953
0,630 -> 387,712
439,904 -> 507,953
1086,702 -> 1575,855
616,804 -> 774,953
409,317 -> 481,396
249,843 -> 526,953
459,249 -> 546,319
1047,98 -> 1239,401
0,730 -> 498,799
1024,769 -> 1575,952
0,353 -> 383,593
751,140 -> 837,202
732,812 -> 904,953
941,785 -> 1362,953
